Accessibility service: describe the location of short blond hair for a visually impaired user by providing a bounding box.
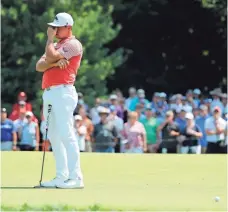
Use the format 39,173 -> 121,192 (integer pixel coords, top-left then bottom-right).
128,111 -> 138,120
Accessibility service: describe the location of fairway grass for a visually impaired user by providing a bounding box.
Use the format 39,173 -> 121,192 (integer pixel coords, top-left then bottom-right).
1,152 -> 227,211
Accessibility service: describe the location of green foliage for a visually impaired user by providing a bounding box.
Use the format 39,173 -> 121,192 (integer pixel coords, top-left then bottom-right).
1,0 -> 125,115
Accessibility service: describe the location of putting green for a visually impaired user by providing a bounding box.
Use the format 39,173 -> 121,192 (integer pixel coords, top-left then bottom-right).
1,152 -> 227,211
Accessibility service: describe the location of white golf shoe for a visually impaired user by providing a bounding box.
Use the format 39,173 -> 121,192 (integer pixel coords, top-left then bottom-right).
40,178 -> 66,188
57,179 -> 84,189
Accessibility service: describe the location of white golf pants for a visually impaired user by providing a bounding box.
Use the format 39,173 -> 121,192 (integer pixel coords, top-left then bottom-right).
43,84 -> 83,181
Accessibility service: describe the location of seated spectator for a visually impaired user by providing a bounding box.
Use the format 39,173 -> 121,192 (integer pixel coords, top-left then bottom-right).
1,108 -> 17,151
90,98 -> 101,125
93,107 -> 118,153
122,111 -> 147,153
18,111 -> 39,151
210,88 -> 224,114
205,106 -> 227,154
12,91 -> 32,112
125,87 -> 137,110
179,113 -> 202,154
74,115 -> 87,152
79,106 -> 94,152
195,105 -> 210,153
157,110 -> 180,153
129,89 -> 149,111
140,106 -> 159,153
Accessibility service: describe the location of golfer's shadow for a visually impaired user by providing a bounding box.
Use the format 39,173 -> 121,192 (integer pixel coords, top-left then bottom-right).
1,186 -> 55,189
1,186 -> 34,189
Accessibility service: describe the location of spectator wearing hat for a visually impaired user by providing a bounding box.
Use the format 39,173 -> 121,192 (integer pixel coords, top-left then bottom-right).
179,113 -> 202,154
205,106 -> 227,153
210,88 -> 224,114
125,87 -> 137,110
157,110 -> 180,153
18,111 -> 40,151
109,94 -> 124,119
186,90 -> 197,109
107,105 -> 124,153
12,92 -> 32,112
129,89 -> 149,111
93,107 -> 118,153
9,100 -> 38,123
1,108 -> 17,151
78,107 -> 94,152
74,115 -> 87,152
195,105 -> 210,153
122,111 -> 147,153
193,88 -> 201,108
140,106 -> 160,153
90,98 -> 102,125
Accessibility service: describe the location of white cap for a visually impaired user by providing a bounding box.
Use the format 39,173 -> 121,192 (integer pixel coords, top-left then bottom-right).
74,115 -> 82,121
25,111 -> 33,117
109,94 -> 118,100
98,106 -> 110,114
185,112 -> 194,120
47,13 -> 74,27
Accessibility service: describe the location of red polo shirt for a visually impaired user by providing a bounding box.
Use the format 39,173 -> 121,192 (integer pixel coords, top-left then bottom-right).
42,36 -> 83,89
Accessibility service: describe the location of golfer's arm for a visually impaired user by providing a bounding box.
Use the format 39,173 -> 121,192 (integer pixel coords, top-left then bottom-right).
45,39 -> 64,63
36,57 -> 57,72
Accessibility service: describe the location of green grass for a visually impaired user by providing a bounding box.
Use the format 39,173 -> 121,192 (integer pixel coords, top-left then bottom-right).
1,152 -> 227,211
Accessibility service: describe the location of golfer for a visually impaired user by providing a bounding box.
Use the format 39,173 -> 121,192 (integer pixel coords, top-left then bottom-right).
36,12 -> 84,188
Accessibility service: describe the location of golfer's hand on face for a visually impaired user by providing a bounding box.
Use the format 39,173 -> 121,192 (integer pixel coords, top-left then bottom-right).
47,27 -> 57,40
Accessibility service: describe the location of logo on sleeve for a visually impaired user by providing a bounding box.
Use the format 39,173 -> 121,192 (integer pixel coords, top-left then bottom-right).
63,47 -> 68,52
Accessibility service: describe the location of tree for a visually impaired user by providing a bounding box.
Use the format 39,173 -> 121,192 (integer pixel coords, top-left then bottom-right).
107,0 -> 226,96
1,0 -> 125,115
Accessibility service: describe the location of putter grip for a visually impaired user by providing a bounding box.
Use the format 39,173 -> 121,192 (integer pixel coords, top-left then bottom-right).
48,104 -> 52,113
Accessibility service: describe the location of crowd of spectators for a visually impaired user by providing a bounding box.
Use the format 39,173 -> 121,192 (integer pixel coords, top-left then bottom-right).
1,87 -> 227,154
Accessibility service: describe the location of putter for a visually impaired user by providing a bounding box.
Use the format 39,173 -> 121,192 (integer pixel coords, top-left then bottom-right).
34,104 -> 52,188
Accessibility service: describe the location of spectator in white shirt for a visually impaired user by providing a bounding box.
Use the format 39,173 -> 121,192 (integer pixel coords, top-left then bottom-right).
205,106 -> 227,153
74,115 -> 87,152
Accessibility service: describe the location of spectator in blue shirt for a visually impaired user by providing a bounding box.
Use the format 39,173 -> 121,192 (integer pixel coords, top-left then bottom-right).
195,105 -> 210,153
19,111 -> 40,151
129,89 -> 149,111
193,88 -> 201,108
1,108 -> 17,151
175,108 -> 187,133
125,87 -> 137,110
